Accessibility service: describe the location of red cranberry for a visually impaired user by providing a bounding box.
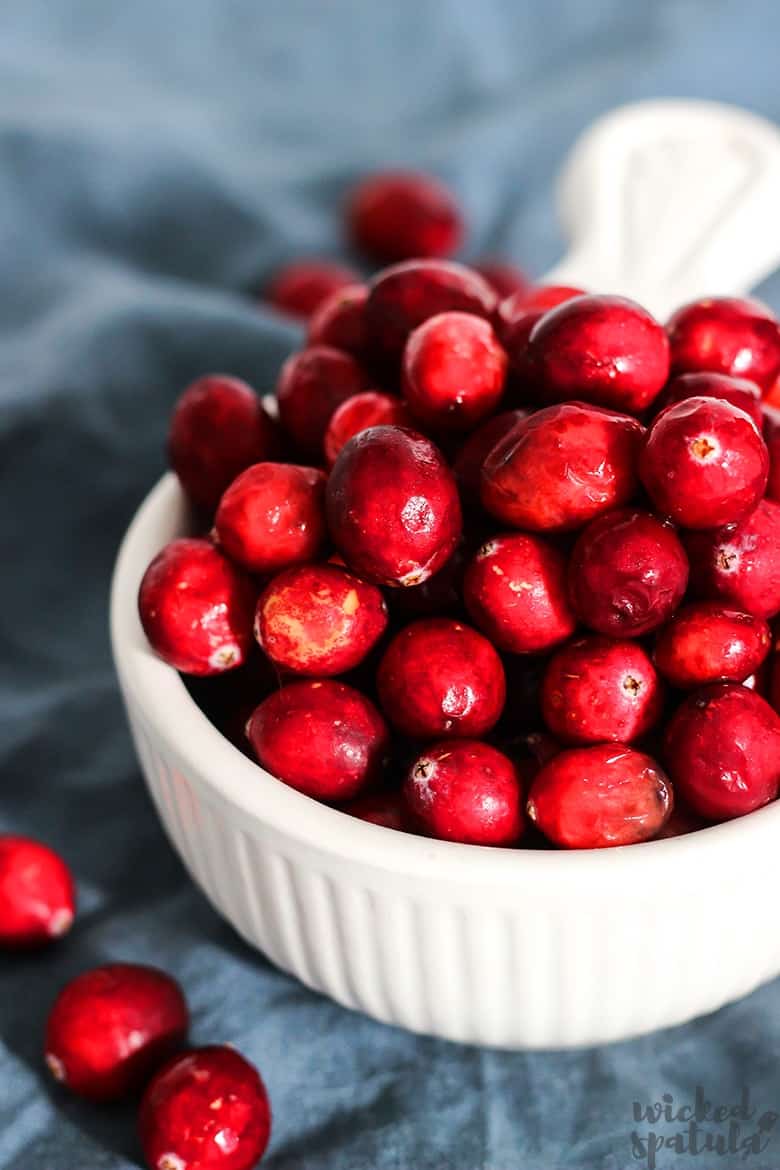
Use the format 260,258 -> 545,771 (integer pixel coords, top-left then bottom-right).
499,307 -> 547,386
168,377 -> 279,511
275,345 -> 371,456
527,745 -> 673,848
404,740 -> 523,845
664,683 -> 780,820
139,1045 -> 271,1170
323,391 -> 412,467
463,533 -> 576,653
654,372 -> 764,429
376,618 -> 505,740
667,296 -> 780,392
390,540 -> 468,619
326,425 -> 462,586
569,509 -> 689,637
541,636 -> 663,745
139,539 -> 256,676
654,802 -> 707,840
366,260 -> 496,362
526,295 -> 670,413
265,259 -> 357,319
767,376 -> 780,407
246,680 -> 388,800
497,284 -> 585,334
347,171 -> 462,263
45,964 -> 188,1101
473,260 -> 531,301
640,397 -> 768,529
763,404 -> 780,502
214,463 -> 326,575
452,409 -> 527,499
684,499 -> 780,619
481,402 -> 644,532
343,790 -> 410,831
306,283 -> 369,357
0,836 -> 75,948
401,311 -> 507,432
654,602 -> 771,689
254,563 -> 388,676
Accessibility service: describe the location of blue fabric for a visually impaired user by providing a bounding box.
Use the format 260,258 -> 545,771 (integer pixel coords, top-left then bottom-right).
2,2 -> 780,1167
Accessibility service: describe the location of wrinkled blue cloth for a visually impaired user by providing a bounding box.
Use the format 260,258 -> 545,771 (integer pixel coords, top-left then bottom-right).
2,2 -> 780,1167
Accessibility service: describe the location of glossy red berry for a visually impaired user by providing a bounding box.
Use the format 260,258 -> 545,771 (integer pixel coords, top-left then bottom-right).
347,171 -> 462,263
473,260 -> 531,301
323,391 -> 411,467
654,371 -> 764,429
452,409 -> 527,499
667,296 -> 780,392
275,345 -> 371,456
139,1045 -> 271,1170
496,283 -> 585,337
763,404 -> 780,502
45,964 -> 189,1101
684,499 -> 780,619
0,836 -> 75,948
307,283 -> 369,357
404,740 -> 523,845
654,603 -> 771,689
265,259 -> 357,319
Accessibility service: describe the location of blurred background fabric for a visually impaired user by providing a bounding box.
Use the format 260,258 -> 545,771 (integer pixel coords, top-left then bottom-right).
2,1 -> 780,1166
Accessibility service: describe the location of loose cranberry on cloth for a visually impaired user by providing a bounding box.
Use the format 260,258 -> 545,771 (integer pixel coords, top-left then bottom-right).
45,964 -> 189,1101
275,345 -> 371,455
667,296 -> 780,392
346,170 -> 463,263
0,836 -> 75,947
654,603 -> 771,689
264,258 -> 358,319
404,740 -> 524,845
138,539 -> 256,675
306,283 -> 370,357
654,371 -> 764,429
684,499 -> 780,619
139,1045 -> 271,1170
323,391 -> 411,467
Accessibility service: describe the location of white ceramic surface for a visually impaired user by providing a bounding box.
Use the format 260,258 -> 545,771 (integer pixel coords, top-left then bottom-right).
110,100 -> 780,1048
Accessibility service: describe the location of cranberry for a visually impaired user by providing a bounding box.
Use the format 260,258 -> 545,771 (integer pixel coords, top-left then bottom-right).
307,283 -> 369,357
139,1046 -> 271,1170
654,602 -> 771,689
366,260 -> 496,362
265,259 -> 357,319
168,376 -> 279,511
496,283 -> 586,335
653,802 -> 707,840
569,509 -> 689,637
526,295 -> 670,413
664,683 -> 780,820
254,563 -> 388,676
347,171 -> 462,263
139,539 -> 256,676
463,533 -> 576,653
404,740 -> 523,845
246,680 -> 388,800
527,745 -> 673,848
684,499 -> 780,619
452,409 -> 527,500
0,836 -> 75,948
541,636 -> 663,745
481,402 -> 644,532
473,260 -> 531,301
640,397 -> 768,529
499,307 -> 547,387
390,540 -> 468,619
326,425 -> 461,586
667,296 -> 780,392
45,964 -> 188,1102
343,790 -> 410,831
654,372 -> 764,429
376,618 -> 505,740
275,345 -> 371,456
214,463 -> 327,575
323,391 -> 411,467
763,404 -> 780,502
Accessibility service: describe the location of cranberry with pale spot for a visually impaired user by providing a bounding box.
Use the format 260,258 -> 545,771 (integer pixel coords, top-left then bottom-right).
276,345 -> 371,456
265,258 -> 357,319
307,283 -> 370,357
667,296 -> 780,392
347,171 -> 462,263
323,391 -> 411,467
404,739 -> 523,845
684,499 -> 780,619
654,371 -> 763,429
654,603 -> 771,689
0,836 -> 75,948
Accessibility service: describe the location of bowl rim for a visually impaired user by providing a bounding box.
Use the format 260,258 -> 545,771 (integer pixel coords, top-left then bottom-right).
110,473 -> 780,890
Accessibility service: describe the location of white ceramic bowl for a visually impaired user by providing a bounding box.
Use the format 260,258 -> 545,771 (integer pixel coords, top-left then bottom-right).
110,472 -> 780,1049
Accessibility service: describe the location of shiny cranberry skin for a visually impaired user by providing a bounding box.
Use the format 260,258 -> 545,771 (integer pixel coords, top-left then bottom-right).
654,602 -> 771,689
214,463 -> 326,575
527,295 -> 670,413
139,1046 -> 271,1170
763,404 -> 780,502
481,402 -> 644,532
307,283 -> 369,357
0,836 -> 75,948
377,618 -> 505,740
402,311 -> 507,432
684,499 -> 780,619
254,563 -> 388,676
569,509 -> 689,637
347,171 -> 462,263
497,284 -> 586,335
45,964 -> 189,1102
265,259 -> 357,319
326,425 -> 462,587
528,745 -> 673,848
366,260 -> 496,362
168,376 -> 279,511
541,636 -> 663,745
474,260 -> 531,301
640,396 -> 768,529
139,539 -> 256,676
323,391 -> 411,467
404,740 -> 523,845
664,683 -> 780,820
343,790 -> 410,832
463,533 -> 576,654
246,680 -> 388,800
452,409 -> 527,499
654,372 -> 764,429
667,296 -> 780,392
276,345 -> 371,456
